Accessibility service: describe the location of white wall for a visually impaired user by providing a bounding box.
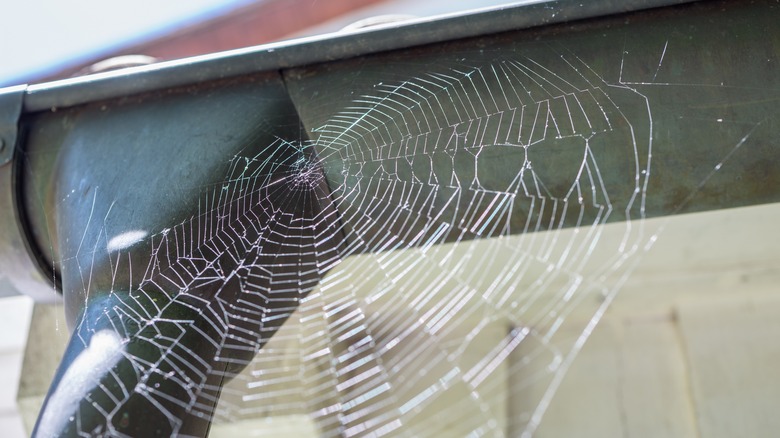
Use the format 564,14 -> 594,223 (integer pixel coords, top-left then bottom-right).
0,296 -> 33,438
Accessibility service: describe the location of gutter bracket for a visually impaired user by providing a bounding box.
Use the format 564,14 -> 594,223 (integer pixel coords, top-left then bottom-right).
0,85 -> 27,166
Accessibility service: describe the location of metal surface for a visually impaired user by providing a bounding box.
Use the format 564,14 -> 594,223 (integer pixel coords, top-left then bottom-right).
21,0 -> 698,112
30,71 -> 343,437
285,0 -> 780,243
0,85 -> 56,301
21,72 -> 296,319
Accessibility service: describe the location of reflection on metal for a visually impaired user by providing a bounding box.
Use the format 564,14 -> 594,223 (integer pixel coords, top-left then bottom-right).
79,55 -> 159,76
340,14 -> 417,31
0,0 -> 778,436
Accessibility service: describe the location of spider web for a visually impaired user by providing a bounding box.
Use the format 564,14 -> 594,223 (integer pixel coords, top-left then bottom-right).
208,53 -> 653,437
46,50 -> 656,437
39,6 -> 778,435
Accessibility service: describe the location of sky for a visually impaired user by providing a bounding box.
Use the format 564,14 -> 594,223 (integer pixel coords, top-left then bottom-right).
0,0 -> 247,86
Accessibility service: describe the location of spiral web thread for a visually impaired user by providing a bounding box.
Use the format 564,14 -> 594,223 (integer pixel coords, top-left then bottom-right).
71,52 -> 657,437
